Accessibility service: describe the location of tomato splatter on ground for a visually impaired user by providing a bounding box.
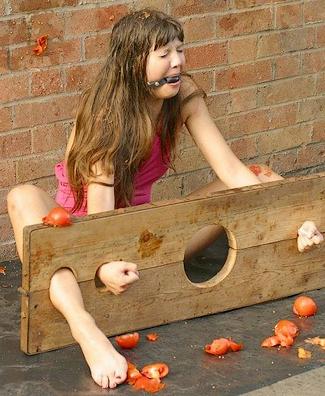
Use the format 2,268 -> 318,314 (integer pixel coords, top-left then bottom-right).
0,266 -> 6,275
249,164 -> 262,176
127,361 -> 168,393
146,333 -> 159,342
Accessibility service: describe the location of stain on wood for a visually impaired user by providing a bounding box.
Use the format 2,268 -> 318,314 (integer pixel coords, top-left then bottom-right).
138,230 -> 163,258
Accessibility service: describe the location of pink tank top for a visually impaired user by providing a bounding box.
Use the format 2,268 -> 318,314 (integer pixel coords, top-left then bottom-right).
55,134 -> 169,216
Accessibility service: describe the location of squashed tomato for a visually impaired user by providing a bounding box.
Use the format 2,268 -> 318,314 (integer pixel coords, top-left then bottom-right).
146,333 -> 159,342
141,363 -> 169,380
261,335 -> 281,348
205,338 -> 230,356
127,362 -> 142,384
132,376 -> 165,393
42,207 -> 71,227
228,339 -> 243,352
249,164 -> 262,176
115,332 -> 139,349
274,320 -> 299,338
293,296 -> 317,317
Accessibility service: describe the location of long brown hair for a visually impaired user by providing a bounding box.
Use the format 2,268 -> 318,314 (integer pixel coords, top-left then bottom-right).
67,9 -> 202,210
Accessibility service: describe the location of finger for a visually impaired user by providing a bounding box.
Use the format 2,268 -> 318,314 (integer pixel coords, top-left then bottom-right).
123,270 -> 140,285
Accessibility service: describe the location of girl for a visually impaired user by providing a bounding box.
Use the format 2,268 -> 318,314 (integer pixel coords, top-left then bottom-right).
7,9 -> 323,390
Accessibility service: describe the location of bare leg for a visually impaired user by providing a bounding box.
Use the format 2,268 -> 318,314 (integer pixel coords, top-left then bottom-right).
7,185 -> 127,389
184,164 -> 283,259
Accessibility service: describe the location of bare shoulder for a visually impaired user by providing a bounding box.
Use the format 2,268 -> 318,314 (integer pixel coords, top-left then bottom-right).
180,74 -> 207,123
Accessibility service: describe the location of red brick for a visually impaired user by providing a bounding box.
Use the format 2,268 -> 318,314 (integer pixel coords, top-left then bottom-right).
269,150 -> 298,174
312,119 -> 325,141
297,142 -> 325,169
0,74 -> 29,103
0,214 -> 14,241
31,68 -> 64,96
0,48 -> 9,73
131,0 -> 168,12
10,39 -> 81,71
185,42 -> 227,70
207,93 -> 230,118
228,36 -> 257,63
316,25 -> 325,47
257,124 -> 311,155
16,153 -> 62,183
183,15 -> 215,43
230,87 -> 257,113
0,161 -> 15,188
11,0 -> 77,13
32,122 -> 67,153
216,8 -> 272,38
302,50 -> 325,73
316,72 -> 325,94
269,103 -> 297,129
0,189 -> 9,215
0,107 -> 13,133
0,18 -> 29,46
181,168 -> 216,197
275,3 -> 303,29
298,97 -> 325,122
304,0 -> 325,24
229,135 -> 257,159
257,76 -> 316,106
65,63 -> 101,92
14,95 -> 79,129
274,54 -> 300,79
65,5 -> 128,36
32,175 -> 57,198
0,131 -> 31,159
227,108 -> 270,139
31,12 -> 65,40
233,0 -> 269,7
84,32 -> 111,60
170,0 -> 229,16
215,60 -> 272,90
191,70 -> 214,94
257,28 -> 315,57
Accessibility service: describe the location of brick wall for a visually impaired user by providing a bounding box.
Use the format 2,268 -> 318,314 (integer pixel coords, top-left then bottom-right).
0,0 -> 324,261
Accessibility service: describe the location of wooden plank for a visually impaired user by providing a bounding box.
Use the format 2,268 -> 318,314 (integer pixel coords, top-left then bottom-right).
20,173 -> 325,354
25,238 -> 325,353
23,174 -> 325,292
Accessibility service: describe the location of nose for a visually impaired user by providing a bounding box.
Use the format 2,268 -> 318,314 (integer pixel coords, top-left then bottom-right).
170,50 -> 184,68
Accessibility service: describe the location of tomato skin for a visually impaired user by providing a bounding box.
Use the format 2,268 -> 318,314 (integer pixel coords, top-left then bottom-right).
293,296 -> 317,317
205,338 -> 230,356
141,363 -> 169,380
115,332 -> 140,349
42,207 -> 71,227
228,339 -> 243,352
261,335 -> 281,347
127,362 -> 142,384
274,320 -> 299,338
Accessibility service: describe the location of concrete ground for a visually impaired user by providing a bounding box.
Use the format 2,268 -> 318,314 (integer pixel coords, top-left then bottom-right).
1,238 -> 325,395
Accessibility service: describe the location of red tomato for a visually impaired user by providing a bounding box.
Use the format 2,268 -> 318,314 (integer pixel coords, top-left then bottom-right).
293,296 -> 318,317
127,362 -> 142,384
133,376 -> 165,393
249,164 -> 262,176
205,338 -> 230,356
115,332 -> 140,349
42,207 -> 71,227
146,333 -> 159,342
142,363 -> 169,380
261,335 -> 281,348
274,320 -> 299,338
228,339 -> 243,352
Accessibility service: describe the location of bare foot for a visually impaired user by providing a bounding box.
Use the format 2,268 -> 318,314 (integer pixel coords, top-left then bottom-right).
69,312 -> 127,389
297,221 -> 324,252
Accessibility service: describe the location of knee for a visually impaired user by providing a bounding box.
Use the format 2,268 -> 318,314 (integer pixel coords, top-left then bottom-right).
7,184 -> 41,214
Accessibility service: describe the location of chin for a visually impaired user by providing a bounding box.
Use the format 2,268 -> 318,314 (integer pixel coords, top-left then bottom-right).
154,84 -> 181,99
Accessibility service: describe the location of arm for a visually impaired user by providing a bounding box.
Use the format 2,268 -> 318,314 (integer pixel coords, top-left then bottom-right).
182,94 -> 260,189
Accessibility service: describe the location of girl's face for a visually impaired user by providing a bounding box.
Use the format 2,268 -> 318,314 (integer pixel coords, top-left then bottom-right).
146,38 -> 185,100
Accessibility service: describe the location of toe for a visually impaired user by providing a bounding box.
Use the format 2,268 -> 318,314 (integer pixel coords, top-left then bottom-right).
101,375 -> 109,389
92,373 -> 103,388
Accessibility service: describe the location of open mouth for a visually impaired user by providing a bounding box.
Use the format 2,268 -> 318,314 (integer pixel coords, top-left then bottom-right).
147,75 -> 181,88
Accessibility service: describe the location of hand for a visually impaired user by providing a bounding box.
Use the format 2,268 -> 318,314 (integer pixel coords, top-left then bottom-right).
97,261 -> 139,295
297,221 -> 324,252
